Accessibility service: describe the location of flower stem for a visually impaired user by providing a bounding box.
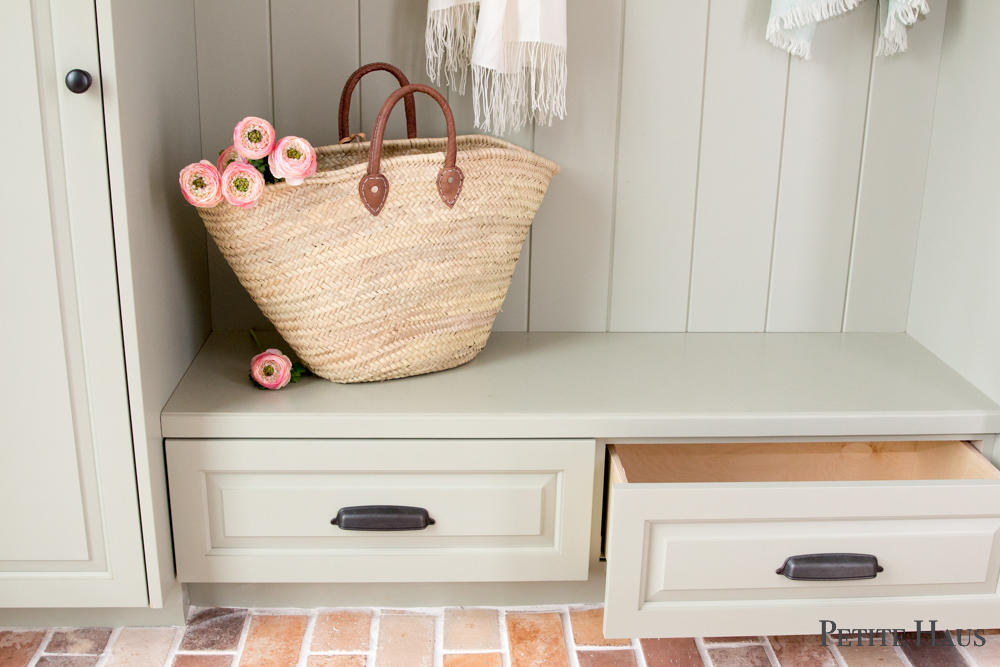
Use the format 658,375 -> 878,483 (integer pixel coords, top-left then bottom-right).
249,328 -> 266,353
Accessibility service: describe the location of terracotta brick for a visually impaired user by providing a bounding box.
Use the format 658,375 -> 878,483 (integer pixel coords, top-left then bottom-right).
506,613 -> 570,667
640,638 -> 705,667
703,638 -> 759,644
443,609 -> 500,651
769,635 -> 837,667
442,655 -> 503,667
311,611 -> 371,653
898,632 -> 971,667
172,656 -> 233,667
837,644 -> 905,667
0,631 -> 45,667
952,631 -> 1000,665
307,658 -> 366,667
374,614 -> 434,667
708,645 -> 771,667
46,629 -> 112,655
577,650 -> 638,667
240,616 -> 308,667
569,609 -> 631,648
36,657 -> 99,667
181,608 -> 247,651
106,629 -> 178,667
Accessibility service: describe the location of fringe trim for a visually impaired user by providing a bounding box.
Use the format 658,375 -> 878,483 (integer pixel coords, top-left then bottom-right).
765,0 -> 866,59
767,29 -> 813,59
425,2 -> 479,95
471,41 -> 567,136
876,0 -> 929,56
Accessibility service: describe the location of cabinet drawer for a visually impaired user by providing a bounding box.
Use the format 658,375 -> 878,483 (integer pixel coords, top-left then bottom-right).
166,439 -> 594,583
603,441 -> 1000,638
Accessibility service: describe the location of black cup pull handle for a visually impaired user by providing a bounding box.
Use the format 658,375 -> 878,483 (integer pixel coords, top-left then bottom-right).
776,553 -> 883,581
332,505 -> 436,531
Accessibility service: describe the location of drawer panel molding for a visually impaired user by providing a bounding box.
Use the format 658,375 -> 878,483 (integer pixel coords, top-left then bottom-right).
167,439 -> 595,583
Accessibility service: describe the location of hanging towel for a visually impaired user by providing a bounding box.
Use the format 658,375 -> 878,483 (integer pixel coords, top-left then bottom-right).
426,0 -> 567,136
767,0 -> 929,59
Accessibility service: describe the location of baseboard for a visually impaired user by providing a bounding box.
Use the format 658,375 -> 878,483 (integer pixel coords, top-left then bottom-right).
187,566 -> 607,609
0,580 -> 188,628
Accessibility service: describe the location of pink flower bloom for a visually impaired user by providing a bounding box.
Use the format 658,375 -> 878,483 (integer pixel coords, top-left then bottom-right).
222,161 -> 265,209
268,136 -> 318,185
178,160 -> 224,208
250,348 -> 292,390
217,145 -> 246,173
233,116 -> 276,160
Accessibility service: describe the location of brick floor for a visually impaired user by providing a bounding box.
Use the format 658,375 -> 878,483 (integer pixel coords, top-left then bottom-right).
1,608 -> 994,667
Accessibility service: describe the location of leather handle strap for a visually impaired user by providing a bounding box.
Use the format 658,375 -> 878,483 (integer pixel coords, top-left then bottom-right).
359,83 -> 463,216
338,62 -> 417,141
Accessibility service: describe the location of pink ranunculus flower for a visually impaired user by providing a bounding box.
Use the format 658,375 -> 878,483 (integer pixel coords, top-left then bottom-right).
217,145 -> 246,173
269,136 -> 318,185
250,348 -> 292,390
222,161 -> 265,209
233,116 -> 276,159
179,160 -> 224,208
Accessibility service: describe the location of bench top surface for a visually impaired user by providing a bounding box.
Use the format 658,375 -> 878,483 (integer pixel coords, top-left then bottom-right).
161,331 -> 1000,439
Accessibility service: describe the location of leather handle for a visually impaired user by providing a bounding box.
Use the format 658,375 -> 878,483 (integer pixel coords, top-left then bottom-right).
776,553 -> 883,581
338,63 -> 417,141
359,83 -> 463,216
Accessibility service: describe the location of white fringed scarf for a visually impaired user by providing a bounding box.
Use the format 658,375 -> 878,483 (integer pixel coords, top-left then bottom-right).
426,0 -> 567,136
768,0 -> 929,59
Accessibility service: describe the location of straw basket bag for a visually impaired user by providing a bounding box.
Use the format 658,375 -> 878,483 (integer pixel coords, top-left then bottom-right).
198,82 -> 560,383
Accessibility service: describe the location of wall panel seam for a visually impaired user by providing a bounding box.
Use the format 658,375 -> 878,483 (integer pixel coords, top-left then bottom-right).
266,0 -> 275,125
902,9 -> 949,333
684,0 -> 713,333
191,2 -> 212,334
356,0 -> 362,126
763,56 -> 792,332
605,0 -> 629,332
841,18 -> 880,332
526,121 -> 535,331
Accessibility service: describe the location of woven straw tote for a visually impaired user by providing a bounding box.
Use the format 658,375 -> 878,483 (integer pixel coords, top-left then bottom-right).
199,82 -> 559,383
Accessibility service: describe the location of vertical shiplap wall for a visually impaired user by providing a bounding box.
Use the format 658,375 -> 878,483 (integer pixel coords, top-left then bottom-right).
193,0 -> 948,333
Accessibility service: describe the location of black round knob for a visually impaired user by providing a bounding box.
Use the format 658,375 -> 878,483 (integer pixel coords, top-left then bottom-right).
65,69 -> 92,94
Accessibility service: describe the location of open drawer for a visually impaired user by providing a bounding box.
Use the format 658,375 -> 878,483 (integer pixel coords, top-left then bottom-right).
604,440 -> 1000,638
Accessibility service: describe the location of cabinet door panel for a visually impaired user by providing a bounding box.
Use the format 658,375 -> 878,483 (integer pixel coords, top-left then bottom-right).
0,0 -> 147,607
0,0 -> 89,562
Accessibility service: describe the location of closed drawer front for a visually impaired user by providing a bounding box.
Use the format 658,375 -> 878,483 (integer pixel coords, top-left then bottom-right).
603,440 -> 1000,638
166,439 -> 595,583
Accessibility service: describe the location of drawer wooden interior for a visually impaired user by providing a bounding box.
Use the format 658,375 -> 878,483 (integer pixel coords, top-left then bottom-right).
608,440 -> 1000,485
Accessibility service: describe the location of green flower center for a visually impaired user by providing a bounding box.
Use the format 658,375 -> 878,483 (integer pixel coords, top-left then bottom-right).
248,129 -> 262,143
286,147 -> 302,160
263,364 -> 275,377
192,176 -> 206,189
234,176 -> 250,193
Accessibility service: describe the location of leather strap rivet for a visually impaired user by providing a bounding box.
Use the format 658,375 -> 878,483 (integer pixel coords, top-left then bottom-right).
360,83 -> 462,212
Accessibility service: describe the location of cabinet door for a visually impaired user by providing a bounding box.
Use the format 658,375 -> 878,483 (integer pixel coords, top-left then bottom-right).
0,0 -> 147,606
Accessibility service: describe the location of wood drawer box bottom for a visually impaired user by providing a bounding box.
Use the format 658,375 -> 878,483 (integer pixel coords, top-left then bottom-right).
166,439 -> 595,583
604,440 -> 1000,638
